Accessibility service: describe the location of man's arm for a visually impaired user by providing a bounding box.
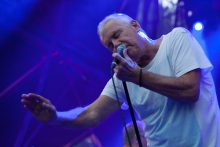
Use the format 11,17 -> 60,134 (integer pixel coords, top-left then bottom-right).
21,93 -> 119,128
113,53 -> 201,102
57,95 -> 120,128
137,68 -> 201,102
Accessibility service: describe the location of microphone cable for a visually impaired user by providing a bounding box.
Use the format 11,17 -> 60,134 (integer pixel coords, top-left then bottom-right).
111,68 -> 133,147
110,43 -> 143,147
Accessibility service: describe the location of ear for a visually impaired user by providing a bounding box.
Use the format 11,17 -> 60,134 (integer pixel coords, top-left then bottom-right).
130,20 -> 141,31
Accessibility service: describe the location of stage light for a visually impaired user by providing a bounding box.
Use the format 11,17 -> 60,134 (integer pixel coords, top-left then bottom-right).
187,10 -> 193,17
193,22 -> 203,31
159,0 -> 178,9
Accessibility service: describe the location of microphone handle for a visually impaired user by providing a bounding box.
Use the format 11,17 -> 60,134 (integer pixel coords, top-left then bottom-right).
111,44 -> 126,69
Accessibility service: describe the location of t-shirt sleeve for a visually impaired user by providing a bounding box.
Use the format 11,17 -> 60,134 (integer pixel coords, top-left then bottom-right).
167,27 -> 213,77
100,74 -> 126,103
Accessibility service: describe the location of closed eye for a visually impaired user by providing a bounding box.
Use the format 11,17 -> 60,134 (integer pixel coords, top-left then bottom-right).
112,30 -> 121,39
110,30 -> 122,50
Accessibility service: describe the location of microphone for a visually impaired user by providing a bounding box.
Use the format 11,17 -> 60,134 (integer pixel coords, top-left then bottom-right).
111,43 -> 126,69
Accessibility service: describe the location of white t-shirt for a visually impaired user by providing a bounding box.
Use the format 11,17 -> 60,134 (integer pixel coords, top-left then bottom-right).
101,27 -> 220,147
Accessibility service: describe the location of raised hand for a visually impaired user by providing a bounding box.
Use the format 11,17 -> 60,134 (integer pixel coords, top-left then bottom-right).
21,93 -> 57,124
112,49 -> 140,83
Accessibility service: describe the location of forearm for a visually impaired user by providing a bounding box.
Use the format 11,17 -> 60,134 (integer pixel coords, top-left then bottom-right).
132,69 -> 200,102
54,107 -> 100,128
52,96 -> 119,128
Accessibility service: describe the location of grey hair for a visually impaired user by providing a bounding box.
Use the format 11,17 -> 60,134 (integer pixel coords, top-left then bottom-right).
97,13 -> 133,38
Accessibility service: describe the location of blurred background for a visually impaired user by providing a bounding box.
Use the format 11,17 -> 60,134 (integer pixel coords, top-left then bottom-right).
0,0 -> 220,146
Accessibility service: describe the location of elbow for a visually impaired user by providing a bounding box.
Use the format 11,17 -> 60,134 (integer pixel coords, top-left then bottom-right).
190,85 -> 200,102
76,118 -> 100,129
87,118 -> 100,128
188,93 -> 199,103
184,87 -> 200,103
85,111 -> 102,128
178,94 -> 198,103
72,111 -> 101,129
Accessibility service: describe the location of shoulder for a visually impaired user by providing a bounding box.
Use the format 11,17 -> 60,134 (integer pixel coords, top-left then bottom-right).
171,27 -> 190,33
169,27 -> 191,37
165,27 -> 192,43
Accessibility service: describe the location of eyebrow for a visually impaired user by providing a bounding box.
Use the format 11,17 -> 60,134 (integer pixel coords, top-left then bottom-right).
106,30 -> 121,48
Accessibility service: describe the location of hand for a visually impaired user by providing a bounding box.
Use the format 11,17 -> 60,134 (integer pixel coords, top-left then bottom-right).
112,50 -> 140,83
21,93 -> 57,124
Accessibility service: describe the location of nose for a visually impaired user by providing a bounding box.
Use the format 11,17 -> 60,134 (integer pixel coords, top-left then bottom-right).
112,39 -> 121,52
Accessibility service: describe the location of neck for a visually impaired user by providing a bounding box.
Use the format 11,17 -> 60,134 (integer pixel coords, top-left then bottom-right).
138,36 -> 163,67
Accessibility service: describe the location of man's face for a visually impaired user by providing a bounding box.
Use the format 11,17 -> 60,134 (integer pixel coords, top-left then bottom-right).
100,20 -> 144,63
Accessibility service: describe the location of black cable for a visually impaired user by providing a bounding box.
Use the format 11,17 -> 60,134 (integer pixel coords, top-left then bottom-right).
122,81 -> 143,147
111,70 -> 143,147
110,43 -> 143,147
111,69 -> 133,147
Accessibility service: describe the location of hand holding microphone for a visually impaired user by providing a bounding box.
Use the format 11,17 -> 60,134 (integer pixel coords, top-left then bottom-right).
111,44 -> 137,69
111,44 -> 139,82
111,43 -> 126,69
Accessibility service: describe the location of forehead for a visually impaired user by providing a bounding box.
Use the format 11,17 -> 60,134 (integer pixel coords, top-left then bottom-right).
101,20 -> 127,45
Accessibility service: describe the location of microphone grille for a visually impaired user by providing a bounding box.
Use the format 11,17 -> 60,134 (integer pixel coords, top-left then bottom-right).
116,44 -> 126,57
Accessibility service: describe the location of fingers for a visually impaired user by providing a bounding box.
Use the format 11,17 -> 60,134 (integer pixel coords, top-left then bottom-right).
123,49 -> 132,61
21,93 -> 57,123
21,93 -> 52,113
112,53 -> 129,68
112,53 -> 125,63
32,102 -> 54,116
21,93 -> 39,110
21,93 -> 50,103
112,52 -> 130,77
21,98 -> 40,113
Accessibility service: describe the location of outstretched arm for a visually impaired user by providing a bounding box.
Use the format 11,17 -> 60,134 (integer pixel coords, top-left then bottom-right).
57,95 -> 120,128
21,93 -> 119,128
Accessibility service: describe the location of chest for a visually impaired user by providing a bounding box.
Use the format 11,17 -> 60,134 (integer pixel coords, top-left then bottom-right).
127,55 -> 174,118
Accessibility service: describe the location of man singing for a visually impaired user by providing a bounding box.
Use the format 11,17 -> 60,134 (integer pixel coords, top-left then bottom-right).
21,13 -> 220,147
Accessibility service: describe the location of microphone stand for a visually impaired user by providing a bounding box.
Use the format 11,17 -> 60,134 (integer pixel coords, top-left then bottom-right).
112,43 -> 143,147
122,81 -> 143,147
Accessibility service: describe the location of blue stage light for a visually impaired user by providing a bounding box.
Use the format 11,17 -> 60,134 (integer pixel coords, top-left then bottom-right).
193,22 -> 203,31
